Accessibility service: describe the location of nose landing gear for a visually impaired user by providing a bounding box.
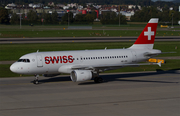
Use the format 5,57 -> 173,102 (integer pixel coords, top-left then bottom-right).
33,75 -> 39,84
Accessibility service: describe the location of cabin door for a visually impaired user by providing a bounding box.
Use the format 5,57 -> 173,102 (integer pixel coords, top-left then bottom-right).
36,55 -> 43,67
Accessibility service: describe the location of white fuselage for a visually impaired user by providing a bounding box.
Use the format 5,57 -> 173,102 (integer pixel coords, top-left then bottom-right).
10,48 -> 160,75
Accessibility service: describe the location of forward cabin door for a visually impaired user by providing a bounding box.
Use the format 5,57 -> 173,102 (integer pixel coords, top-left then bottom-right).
36,54 -> 43,67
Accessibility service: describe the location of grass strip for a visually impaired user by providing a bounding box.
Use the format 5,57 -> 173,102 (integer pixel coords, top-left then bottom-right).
0,41 -> 180,61
0,29 -> 180,38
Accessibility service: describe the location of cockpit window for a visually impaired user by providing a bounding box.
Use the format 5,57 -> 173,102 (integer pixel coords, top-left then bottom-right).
17,59 -> 30,63
27,59 -> 30,62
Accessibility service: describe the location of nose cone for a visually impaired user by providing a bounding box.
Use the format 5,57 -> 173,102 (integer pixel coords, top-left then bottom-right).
10,63 -> 17,73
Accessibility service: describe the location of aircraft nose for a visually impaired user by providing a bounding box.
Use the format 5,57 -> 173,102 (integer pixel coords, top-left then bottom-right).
10,63 -> 17,73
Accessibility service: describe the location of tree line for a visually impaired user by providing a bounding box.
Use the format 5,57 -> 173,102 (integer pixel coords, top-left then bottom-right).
61,11 -> 96,25
131,6 -> 180,24
0,7 -> 98,25
10,10 -> 59,25
0,6 -> 179,25
100,12 -> 127,24
1,0 -> 180,7
0,7 -> 127,25
0,7 -> 9,24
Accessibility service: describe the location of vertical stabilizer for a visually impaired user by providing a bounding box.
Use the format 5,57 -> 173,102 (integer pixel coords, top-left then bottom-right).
129,18 -> 158,49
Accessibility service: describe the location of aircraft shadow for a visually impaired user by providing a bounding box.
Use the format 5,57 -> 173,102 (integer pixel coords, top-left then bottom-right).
100,69 -> 180,84
35,68 -> 180,85
32,76 -> 71,84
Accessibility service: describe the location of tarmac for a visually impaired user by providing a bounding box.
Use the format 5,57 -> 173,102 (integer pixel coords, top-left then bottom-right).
0,71 -> 180,116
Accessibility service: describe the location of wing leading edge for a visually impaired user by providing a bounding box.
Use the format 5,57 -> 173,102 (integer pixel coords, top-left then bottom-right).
71,62 -> 162,71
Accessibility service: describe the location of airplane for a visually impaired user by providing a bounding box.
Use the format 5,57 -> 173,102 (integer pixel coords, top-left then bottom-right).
10,18 -> 162,84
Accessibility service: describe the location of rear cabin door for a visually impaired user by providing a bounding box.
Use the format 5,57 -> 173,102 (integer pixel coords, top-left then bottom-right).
131,51 -> 137,62
36,54 -> 43,67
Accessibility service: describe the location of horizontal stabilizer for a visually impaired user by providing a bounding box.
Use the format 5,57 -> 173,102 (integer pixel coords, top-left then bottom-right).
161,52 -> 176,54
144,52 -> 161,57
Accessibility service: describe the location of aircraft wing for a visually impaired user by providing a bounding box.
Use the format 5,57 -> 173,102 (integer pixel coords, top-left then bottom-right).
71,62 -> 162,71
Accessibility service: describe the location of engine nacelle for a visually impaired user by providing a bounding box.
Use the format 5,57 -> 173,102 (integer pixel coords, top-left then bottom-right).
70,70 -> 92,82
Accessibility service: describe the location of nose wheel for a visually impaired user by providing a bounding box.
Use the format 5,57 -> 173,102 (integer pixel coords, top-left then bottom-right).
33,75 -> 39,84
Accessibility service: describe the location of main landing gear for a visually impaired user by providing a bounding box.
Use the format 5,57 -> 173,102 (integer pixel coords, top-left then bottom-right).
33,75 -> 39,84
94,77 -> 103,83
93,71 -> 103,83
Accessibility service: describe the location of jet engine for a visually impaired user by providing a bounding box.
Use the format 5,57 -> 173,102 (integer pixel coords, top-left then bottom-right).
70,70 -> 92,82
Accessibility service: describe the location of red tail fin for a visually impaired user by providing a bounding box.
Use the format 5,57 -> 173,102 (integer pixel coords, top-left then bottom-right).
130,18 -> 158,49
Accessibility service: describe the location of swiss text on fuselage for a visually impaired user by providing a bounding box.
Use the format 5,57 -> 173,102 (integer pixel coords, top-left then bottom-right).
45,55 -> 74,64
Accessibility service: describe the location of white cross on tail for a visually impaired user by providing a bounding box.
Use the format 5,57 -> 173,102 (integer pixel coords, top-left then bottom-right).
144,27 -> 154,40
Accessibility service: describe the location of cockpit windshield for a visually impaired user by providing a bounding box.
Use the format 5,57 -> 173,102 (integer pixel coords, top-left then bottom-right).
17,59 -> 30,63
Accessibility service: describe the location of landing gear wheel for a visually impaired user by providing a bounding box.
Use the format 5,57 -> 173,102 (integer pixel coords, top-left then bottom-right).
33,75 -> 39,85
94,77 -> 103,83
33,80 -> 39,84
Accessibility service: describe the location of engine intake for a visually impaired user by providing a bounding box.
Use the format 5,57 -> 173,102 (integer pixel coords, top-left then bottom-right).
70,70 -> 92,82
